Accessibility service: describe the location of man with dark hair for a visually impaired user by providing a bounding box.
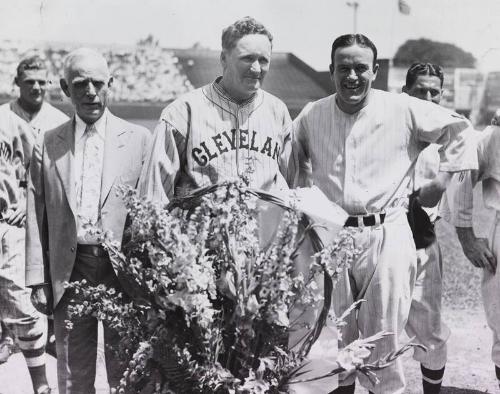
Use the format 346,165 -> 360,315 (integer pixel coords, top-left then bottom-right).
288,34 -> 477,393
0,55 -> 68,162
402,62 -> 451,394
139,16 -> 291,201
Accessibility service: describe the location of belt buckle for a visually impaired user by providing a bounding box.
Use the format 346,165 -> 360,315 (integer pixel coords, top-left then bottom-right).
357,216 -> 364,228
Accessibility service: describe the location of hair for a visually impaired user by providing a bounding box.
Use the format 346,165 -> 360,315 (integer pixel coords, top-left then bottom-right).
330,34 -> 378,68
62,48 -> 110,82
221,16 -> 273,51
16,55 -> 47,78
405,62 -> 444,88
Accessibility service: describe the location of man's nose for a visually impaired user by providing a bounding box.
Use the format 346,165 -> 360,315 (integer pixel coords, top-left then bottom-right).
85,81 -> 97,96
347,69 -> 357,79
250,60 -> 261,73
425,91 -> 432,101
32,81 -> 41,90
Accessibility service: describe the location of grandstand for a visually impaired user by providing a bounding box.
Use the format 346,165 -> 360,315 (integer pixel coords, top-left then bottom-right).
0,39 -> 389,119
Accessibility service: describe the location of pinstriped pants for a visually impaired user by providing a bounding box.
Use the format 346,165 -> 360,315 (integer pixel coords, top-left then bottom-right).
0,222 -> 47,364
333,209 -> 417,394
483,213 -> 500,367
405,239 -> 450,370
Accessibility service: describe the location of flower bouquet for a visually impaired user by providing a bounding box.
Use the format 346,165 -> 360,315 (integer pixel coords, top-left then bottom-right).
65,181 -> 421,393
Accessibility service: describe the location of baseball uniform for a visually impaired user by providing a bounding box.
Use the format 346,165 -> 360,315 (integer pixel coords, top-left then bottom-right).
448,125 -> 500,385
0,100 -> 68,368
0,121 -> 48,369
139,78 -> 292,202
405,144 -> 451,373
288,89 -> 477,394
0,100 -> 69,169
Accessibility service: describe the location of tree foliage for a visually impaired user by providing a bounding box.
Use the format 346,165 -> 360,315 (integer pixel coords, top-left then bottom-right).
393,38 -> 476,68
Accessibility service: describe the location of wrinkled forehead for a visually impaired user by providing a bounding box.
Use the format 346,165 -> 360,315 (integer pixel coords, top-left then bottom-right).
334,44 -> 375,66
67,56 -> 110,84
18,69 -> 48,82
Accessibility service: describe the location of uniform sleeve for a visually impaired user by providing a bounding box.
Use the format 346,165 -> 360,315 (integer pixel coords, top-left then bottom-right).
25,135 -> 49,286
278,104 -> 293,183
446,129 -> 490,227
0,129 -> 22,212
286,103 -> 313,188
407,94 -> 478,172
138,102 -> 189,203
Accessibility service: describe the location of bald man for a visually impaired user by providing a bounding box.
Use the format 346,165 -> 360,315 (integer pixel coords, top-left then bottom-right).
26,48 -> 151,394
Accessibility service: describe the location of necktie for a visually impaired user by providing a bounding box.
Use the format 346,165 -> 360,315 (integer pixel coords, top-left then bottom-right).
79,123 -> 101,227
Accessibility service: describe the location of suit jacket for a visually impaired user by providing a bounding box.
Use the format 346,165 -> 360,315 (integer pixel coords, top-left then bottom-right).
25,111 -> 151,307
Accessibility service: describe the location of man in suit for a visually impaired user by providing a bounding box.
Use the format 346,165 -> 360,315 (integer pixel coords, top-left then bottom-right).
25,48 -> 151,394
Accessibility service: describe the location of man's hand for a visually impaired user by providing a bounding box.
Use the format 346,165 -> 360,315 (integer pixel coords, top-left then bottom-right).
30,284 -> 53,315
4,202 -> 26,227
418,172 -> 453,208
456,226 -> 496,273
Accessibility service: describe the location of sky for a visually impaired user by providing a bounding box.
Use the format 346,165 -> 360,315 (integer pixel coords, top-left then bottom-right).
1,0 -> 500,71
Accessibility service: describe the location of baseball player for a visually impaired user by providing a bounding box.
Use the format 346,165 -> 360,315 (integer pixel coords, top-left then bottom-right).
288,34 -> 477,394
0,56 -> 68,392
402,63 -> 451,394
139,16 -> 291,202
0,122 -> 51,394
448,125 -> 500,388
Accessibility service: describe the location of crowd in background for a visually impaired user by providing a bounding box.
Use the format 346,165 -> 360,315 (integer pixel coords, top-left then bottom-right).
0,38 -> 193,103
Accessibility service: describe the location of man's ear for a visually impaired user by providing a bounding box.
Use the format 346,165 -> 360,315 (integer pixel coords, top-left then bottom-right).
108,77 -> 114,88
402,85 -> 408,93
220,51 -> 227,70
60,79 -> 71,98
372,63 -> 379,81
13,76 -> 19,87
329,64 -> 334,75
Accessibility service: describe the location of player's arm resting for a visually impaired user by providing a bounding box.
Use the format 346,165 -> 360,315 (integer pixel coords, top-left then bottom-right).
411,97 -> 478,185
137,118 -> 182,204
450,165 -> 496,272
286,103 -> 313,188
25,139 -> 53,314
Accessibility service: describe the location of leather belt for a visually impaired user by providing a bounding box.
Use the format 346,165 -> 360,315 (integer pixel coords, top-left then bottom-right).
345,213 -> 386,227
76,244 -> 108,257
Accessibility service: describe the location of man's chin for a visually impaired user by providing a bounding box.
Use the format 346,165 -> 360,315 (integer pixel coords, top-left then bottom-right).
79,109 -> 104,123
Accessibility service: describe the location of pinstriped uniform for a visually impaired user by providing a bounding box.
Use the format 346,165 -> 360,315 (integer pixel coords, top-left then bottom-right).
139,79 -> 292,203
288,89 -> 478,393
448,126 -> 500,373
405,143 -> 451,371
0,102 -> 67,368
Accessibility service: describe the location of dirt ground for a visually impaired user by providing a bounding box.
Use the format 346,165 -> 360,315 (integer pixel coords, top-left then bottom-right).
1,188 -> 498,393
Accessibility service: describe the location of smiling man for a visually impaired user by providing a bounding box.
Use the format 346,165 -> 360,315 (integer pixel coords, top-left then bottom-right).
26,48 -> 151,394
288,34 -> 478,394
139,16 -> 291,202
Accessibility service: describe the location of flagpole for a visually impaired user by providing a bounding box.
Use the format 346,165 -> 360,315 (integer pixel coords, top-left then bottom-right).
346,1 -> 359,33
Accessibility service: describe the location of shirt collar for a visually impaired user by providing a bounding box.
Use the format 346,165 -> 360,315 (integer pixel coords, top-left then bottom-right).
74,108 -> 108,141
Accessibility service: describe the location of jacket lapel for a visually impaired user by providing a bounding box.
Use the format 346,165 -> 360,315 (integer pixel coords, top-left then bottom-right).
101,112 -> 127,206
54,120 -> 76,216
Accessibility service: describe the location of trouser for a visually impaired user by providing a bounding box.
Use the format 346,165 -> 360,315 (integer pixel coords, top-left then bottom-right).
405,238 -> 450,370
333,209 -> 417,394
483,213 -> 500,367
0,223 -> 46,365
54,248 -> 124,394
